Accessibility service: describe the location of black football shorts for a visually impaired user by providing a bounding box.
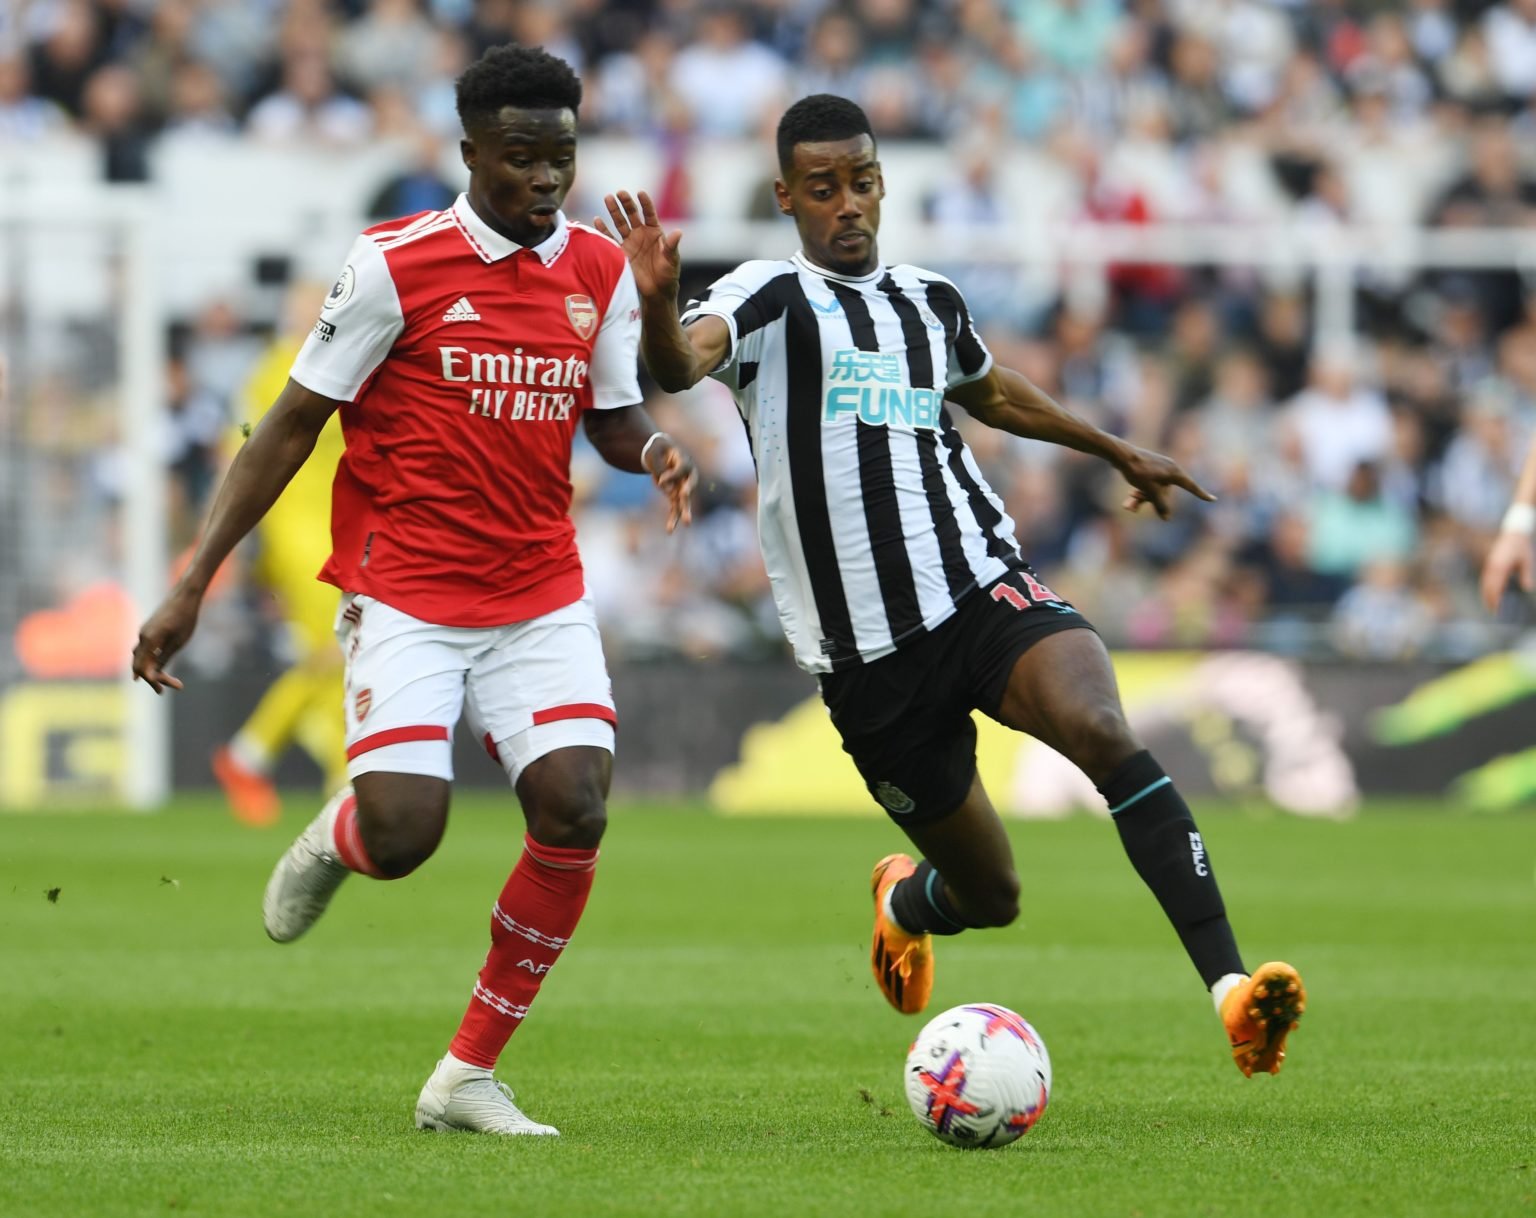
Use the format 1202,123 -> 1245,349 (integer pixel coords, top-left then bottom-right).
818,567 -> 1095,825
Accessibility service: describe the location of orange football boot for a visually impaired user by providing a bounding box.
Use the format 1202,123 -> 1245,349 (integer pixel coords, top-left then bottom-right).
212,746 -> 281,828
870,854 -> 934,1015
1222,961 -> 1306,1077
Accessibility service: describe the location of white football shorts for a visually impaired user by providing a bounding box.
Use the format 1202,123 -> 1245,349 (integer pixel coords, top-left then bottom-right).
336,591 -> 616,784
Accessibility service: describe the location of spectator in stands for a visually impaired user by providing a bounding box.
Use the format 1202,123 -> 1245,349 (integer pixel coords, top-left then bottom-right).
1387,345 -> 1460,467
1165,298 -> 1222,413
1052,302 -> 1142,430
1183,0 -> 1295,115
247,49 -> 371,145
507,0 -> 585,77
1064,17 -> 1162,142
80,64 -> 150,182
365,128 -> 457,220
1307,460 -> 1418,578
184,299 -> 263,409
27,0 -> 104,119
1125,539 -> 1251,648
1408,0 -> 1457,67
1263,47 -> 1346,142
416,28 -> 471,137
1191,348 -> 1276,468
162,354 -> 227,533
792,9 -> 867,107
1431,384 -> 1525,538
1166,31 -> 1231,145
189,0 -> 273,106
337,0 -> 438,95
1255,291 -> 1311,402
1020,0 -> 1119,74
1431,281 -> 1497,392
1331,558 -> 1437,659
1283,347 -> 1393,491
160,61 -> 237,140
1436,23 -> 1502,111
669,3 -> 787,137
1484,0 -> 1536,100
854,0 -> 925,67
923,142 -> 1005,228
594,30 -> 684,137
1433,120 -> 1536,230
127,0 -> 199,128
1493,307 -> 1536,416
0,53 -> 67,142
909,36 -> 973,141
1345,14 -> 1433,128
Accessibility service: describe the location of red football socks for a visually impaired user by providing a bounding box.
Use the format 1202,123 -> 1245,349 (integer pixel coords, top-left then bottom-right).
330,791 -> 386,878
448,834 -> 599,1069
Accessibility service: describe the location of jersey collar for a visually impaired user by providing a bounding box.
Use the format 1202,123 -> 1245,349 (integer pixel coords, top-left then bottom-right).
452,194 -> 571,266
792,250 -> 884,284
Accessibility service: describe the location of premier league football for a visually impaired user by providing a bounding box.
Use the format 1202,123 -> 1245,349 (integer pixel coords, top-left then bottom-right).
905,1004 -> 1052,1149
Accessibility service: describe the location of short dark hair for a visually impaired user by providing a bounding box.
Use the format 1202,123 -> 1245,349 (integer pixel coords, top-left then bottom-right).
776,94 -> 874,174
455,45 -> 582,131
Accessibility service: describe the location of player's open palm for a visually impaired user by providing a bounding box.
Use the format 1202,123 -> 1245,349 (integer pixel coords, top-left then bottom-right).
595,190 -> 681,300
1117,446 -> 1216,521
131,587 -> 201,694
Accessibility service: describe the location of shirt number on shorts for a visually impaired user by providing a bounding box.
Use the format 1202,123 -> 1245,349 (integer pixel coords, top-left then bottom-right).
991,572 -> 1060,611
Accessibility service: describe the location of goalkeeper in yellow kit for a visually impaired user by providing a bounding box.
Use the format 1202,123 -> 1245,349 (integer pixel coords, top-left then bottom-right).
212,282 -> 348,825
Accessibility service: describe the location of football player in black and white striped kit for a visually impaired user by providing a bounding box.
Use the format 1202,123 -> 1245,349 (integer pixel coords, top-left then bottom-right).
597,95 -> 1305,1078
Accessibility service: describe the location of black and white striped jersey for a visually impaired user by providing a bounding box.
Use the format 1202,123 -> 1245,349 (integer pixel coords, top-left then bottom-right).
681,251 -> 1024,675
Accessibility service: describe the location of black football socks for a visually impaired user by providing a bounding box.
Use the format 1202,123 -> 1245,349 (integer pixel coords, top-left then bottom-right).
889,860 -> 980,936
1100,750 -> 1245,987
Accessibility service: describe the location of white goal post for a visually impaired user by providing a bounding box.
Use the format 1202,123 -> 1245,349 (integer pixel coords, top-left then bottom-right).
0,189 -> 167,809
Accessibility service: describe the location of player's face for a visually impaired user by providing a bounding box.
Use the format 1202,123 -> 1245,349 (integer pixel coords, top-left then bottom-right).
461,107 -> 577,248
776,135 -> 884,276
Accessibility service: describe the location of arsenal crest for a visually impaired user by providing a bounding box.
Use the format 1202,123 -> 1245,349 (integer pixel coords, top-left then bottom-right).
565,294 -> 597,340
354,687 -> 372,722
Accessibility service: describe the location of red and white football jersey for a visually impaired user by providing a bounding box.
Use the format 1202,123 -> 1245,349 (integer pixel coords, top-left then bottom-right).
290,194 -> 642,627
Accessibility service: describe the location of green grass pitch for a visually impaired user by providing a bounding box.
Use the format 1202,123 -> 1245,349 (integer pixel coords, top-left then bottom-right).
3,797 -> 1534,1218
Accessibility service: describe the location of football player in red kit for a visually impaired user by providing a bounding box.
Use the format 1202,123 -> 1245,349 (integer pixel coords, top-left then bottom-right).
132,45 -> 696,1135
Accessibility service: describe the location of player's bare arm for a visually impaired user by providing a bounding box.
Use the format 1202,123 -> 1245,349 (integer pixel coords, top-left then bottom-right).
947,365 -> 1214,521
132,379 -> 341,693
593,189 -> 730,392
582,404 -> 698,532
1481,434 -> 1536,611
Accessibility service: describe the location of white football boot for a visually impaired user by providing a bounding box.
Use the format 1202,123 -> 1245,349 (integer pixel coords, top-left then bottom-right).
415,1054 -> 559,1136
262,789 -> 351,942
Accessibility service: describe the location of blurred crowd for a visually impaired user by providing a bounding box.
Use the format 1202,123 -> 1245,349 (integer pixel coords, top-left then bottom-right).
5,0 -> 1536,666
7,0 -> 1536,159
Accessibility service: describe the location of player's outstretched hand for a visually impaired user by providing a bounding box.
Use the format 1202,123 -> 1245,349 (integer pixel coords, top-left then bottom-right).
595,191 -> 682,300
1481,529 -> 1535,612
643,435 -> 698,533
1116,446 -> 1216,521
131,586 -> 202,694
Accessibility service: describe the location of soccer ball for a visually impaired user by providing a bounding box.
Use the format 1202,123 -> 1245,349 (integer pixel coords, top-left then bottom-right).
903,1003 -> 1051,1149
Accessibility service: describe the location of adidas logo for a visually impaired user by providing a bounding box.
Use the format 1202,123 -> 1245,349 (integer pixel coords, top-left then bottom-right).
442,296 -> 481,322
